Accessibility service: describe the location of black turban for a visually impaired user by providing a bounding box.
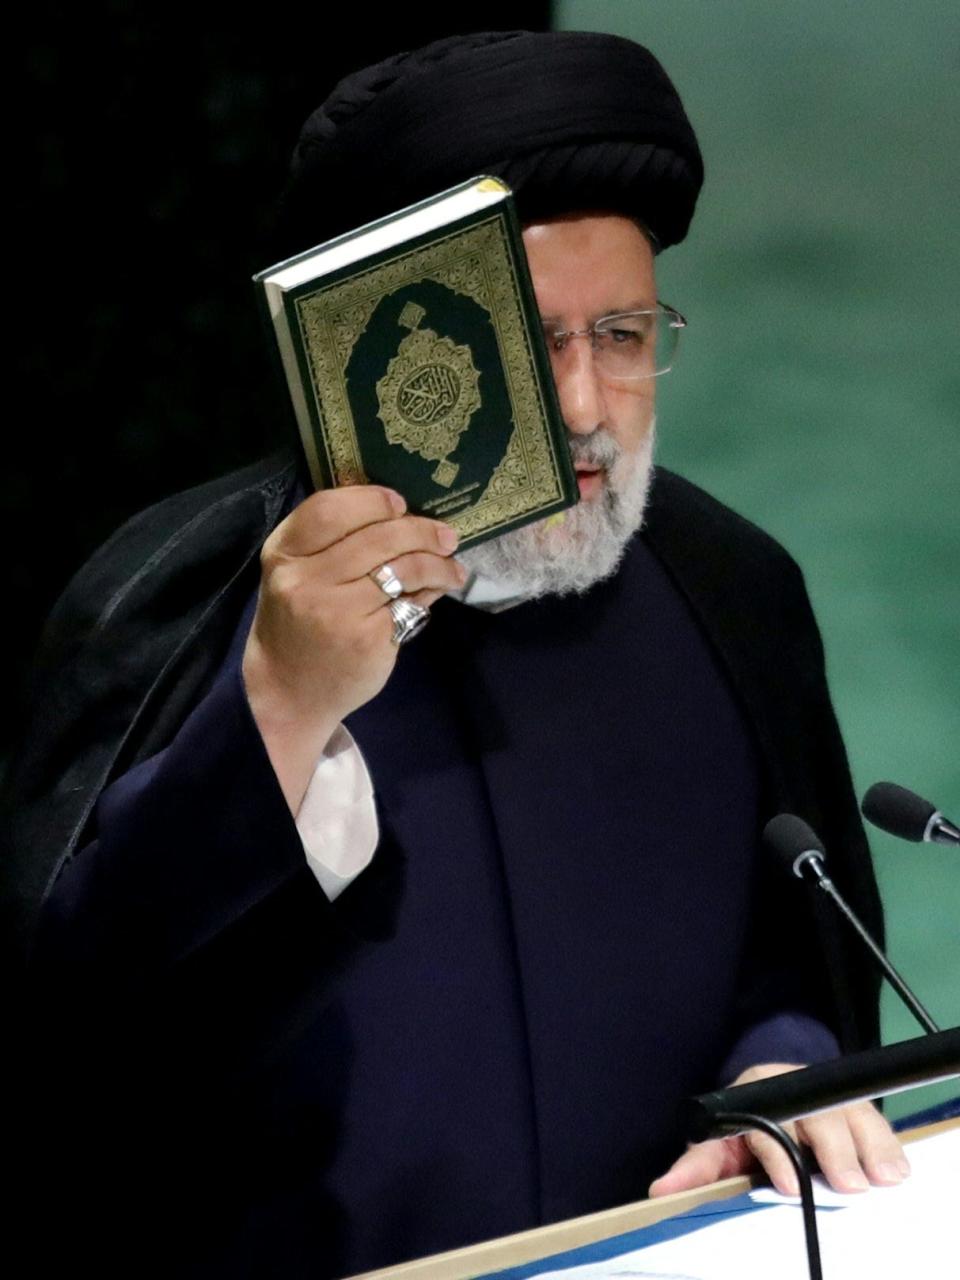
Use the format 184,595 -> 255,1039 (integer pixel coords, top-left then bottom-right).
277,30 -> 703,258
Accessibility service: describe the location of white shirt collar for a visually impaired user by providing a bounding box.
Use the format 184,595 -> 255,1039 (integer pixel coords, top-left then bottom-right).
449,567 -> 532,613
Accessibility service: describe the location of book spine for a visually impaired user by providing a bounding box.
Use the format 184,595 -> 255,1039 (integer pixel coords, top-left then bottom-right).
498,199 -> 577,501
252,279 -> 329,493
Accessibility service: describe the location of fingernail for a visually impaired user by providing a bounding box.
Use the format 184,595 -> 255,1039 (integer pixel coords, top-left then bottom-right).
782,1175 -> 800,1197
897,1156 -> 912,1178
437,525 -> 459,552
837,1169 -> 870,1192
876,1162 -> 905,1184
386,489 -> 406,515
455,561 -> 469,585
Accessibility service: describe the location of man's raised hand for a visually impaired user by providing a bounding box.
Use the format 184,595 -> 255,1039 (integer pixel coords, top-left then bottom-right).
242,485 -> 466,811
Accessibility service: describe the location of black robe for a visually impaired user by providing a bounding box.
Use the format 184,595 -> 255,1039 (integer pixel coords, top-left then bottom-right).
3,455 -> 883,1278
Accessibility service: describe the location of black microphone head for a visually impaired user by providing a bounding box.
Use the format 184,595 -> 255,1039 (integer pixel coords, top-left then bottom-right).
762,813 -> 826,880
862,781 -> 936,842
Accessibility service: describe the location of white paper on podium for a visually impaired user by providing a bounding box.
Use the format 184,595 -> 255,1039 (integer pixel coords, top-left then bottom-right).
534,1129 -> 959,1280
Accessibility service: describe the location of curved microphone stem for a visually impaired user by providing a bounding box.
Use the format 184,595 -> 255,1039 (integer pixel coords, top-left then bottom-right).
714,1113 -> 822,1280
813,872 -> 940,1034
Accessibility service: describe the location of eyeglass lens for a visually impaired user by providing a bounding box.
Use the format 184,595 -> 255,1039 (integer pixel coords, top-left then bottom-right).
543,308 -> 683,379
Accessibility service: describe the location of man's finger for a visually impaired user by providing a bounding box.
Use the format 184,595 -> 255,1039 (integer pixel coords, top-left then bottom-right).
743,1128 -> 802,1197
649,1137 -> 750,1197
360,551 -> 467,614
850,1104 -> 911,1185
269,486 -> 406,558
795,1109 -> 870,1192
337,516 -> 460,584
801,1103 -> 909,1191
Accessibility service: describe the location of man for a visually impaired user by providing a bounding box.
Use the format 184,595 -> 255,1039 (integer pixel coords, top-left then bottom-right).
5,30 -> 906,1280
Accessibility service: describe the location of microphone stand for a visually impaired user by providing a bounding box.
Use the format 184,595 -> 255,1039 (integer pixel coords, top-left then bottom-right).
799,855 -> 940,1034
686,1028 -> 960,1280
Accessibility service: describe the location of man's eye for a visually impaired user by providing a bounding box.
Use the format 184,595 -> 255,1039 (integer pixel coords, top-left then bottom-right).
603,328 -> 643,345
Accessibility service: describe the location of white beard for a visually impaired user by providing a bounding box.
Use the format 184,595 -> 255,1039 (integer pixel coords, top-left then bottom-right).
459,420 -> 656,599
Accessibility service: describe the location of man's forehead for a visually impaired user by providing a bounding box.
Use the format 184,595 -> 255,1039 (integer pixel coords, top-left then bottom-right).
522,214 -> 658,318
522,209 -> 657,248
521,211 -> 657,266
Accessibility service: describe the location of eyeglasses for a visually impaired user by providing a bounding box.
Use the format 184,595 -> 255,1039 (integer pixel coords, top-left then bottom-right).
541,303 -> 687,380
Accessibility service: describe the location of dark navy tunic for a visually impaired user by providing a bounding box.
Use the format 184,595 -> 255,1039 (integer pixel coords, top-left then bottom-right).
30,529 -> 839,1278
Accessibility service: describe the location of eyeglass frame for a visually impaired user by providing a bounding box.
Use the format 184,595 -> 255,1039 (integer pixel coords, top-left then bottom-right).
540,302 -> 687,380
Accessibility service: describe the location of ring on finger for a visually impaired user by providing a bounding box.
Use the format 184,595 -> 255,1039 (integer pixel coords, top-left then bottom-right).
369,563 -> 404,600
389,598 -> 430,645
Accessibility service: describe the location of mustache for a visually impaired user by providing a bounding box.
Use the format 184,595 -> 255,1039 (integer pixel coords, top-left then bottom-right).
567,430 -> 622,469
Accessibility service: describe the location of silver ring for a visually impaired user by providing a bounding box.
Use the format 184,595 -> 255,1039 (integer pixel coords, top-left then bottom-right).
389,598 -> 430,645
370,563 -> 404,600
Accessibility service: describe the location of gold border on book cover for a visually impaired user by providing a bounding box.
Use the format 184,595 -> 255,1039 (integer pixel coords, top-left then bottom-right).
294,216 -> 563,537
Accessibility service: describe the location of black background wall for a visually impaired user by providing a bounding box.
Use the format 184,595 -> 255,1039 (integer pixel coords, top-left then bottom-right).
8,3 -> 550,746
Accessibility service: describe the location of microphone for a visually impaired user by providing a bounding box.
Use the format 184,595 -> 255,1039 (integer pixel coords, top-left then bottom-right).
689,1027 -> 960,1140
763,813 -> 940,1036
862,781 -> 960,847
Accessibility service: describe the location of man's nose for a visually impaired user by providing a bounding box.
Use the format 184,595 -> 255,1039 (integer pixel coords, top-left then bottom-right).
552,339 -> 605,436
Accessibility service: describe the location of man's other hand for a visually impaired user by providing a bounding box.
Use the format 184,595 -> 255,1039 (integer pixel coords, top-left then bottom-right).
648,1062 -> 911,1199
242,485 -> 466,812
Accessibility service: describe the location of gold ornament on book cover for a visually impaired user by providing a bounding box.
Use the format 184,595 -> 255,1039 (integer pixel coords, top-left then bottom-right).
375,301 -> 481,488
294,217 -> 566,539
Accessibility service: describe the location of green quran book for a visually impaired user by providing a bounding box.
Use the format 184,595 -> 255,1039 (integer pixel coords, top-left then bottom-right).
254,177 -> 577,549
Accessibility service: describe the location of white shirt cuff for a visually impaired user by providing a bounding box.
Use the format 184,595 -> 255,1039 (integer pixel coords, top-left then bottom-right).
295,724 -> 378,901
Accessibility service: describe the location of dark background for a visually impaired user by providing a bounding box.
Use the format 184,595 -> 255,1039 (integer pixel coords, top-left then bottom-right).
10,1 -> 959,1102
8,2 -> 550,743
